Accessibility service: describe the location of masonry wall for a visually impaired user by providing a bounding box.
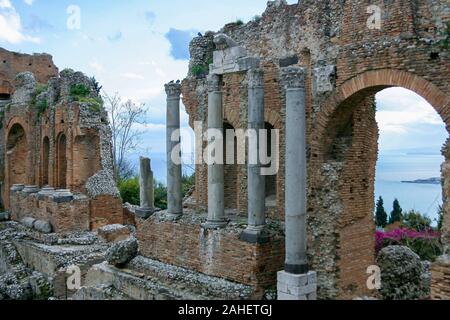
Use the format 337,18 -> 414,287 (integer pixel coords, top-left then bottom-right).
1,55 -> 124,231
182,0 -> 450,299
9,190 -> 90,233
137,212 -> 284,297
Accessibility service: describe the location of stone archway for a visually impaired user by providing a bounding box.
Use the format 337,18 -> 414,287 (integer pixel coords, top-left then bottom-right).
56,133 -> 67,189
6,123 -> 28,189
41,136 -> 50,186
311,69 -> 450,299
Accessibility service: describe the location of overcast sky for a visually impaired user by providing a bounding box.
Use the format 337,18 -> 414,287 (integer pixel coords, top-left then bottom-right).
0,0 -> 447,179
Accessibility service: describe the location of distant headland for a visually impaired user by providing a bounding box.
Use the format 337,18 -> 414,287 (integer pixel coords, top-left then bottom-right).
401,177 -> 441,185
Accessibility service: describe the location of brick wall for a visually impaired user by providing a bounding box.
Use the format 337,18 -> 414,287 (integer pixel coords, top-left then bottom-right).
182,0 -> 450,299
10,190 -> 90,233
89,195 -> 124,230
137,213 -> 284,297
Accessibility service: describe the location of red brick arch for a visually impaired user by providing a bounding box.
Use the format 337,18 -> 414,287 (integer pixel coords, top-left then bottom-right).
312,69 -> 450,298
315,69 -> 450,146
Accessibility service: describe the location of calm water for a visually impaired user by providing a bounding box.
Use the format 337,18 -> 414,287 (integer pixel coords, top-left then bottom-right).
375,153 -> 444,225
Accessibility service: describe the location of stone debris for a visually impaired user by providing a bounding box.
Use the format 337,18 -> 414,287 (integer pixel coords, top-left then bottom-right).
98,224 -> 131,243
106,236 -> 138,267
376,246 -> 426,300
0,212 -> 9,222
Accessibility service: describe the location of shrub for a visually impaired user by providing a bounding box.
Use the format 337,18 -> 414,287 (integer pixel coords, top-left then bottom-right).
70,84 -> 90,99
376,228 -> 442,262
235,19 -> 244,26
401,210 -> 432,232
118,177 -> 140,206
154,181 -> 167,210
191,64 -> 208,77
182,173 -> 195,197
118,177 -> 169,211
36,99 -> 48,115
78,96 -> 103,113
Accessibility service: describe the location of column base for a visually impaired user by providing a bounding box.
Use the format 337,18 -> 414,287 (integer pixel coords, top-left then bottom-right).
277,270 -> 317,301
135,208 -> 155,219
165,212 -> 183,221
240,226 -> 270,244
201,220 -> 228,230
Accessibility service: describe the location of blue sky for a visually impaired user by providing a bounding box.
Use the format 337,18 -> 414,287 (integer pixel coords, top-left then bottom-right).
0,0 -> 448,181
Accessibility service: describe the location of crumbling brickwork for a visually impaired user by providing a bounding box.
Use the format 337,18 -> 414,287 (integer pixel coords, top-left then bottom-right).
136,211 -> 284,298
180,0 -> 450,299
0,48 -> 124,232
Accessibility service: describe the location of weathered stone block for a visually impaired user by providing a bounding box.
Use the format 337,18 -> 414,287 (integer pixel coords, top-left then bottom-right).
106,237 -> 138,267
34,220 -> 53,234
98,224 -> 131,243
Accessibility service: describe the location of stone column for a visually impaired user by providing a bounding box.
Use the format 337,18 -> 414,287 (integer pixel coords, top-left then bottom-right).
277,67 -> 317,300
165,82 -> 183,219
136,157 -> 155,219
203,74 -> 227,229
241,69 -> 268,243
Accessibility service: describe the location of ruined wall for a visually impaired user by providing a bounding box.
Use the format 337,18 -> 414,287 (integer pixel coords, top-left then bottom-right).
0,48 -> 58,96
0,54 -> 124,231
137,211 -> 284,298
181,0 -> 450,299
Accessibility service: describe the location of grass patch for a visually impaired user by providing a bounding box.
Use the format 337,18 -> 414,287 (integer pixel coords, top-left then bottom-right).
78,97 -> 103,113
70,84 -> 90,99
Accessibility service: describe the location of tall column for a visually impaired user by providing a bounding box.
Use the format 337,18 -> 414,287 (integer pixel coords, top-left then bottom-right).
277,67 -> 317,300
165,82 -> 183,220
136,157 -> 155,219
203,74 -> 227,229
241,69 -> 268,243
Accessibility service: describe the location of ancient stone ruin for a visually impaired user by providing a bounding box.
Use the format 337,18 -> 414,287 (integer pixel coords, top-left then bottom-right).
0,0 -> 449,301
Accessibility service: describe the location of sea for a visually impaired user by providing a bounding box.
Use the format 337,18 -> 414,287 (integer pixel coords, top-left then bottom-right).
375,152 -> 444,225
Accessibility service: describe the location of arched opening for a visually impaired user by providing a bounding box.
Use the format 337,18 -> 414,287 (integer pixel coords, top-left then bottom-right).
7,124 -> 27,190
73,134 -> 101,191
224,122 -> 238,209
264,122 -> 277,207
313,70 -> 450,299
56,133 -> 67,189
41,137 -> 50,186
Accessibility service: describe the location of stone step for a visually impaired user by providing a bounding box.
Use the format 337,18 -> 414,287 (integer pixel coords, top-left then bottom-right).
81,256 -> 254,300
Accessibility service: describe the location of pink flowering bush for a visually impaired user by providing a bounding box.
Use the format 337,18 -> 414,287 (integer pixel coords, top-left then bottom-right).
376,228 -> 442,261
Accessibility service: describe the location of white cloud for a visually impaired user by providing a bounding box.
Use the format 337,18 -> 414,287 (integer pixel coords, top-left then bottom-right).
24,0 -> 34,6
0,1 -> 40,43
376,87 -> 444,134
121,72 -> 145,80
0,0 -> 12,9
89,60 -> 104,73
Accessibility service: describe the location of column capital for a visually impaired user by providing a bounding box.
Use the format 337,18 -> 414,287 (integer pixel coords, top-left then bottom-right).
247,68 -> 264,89
165,82 -> 182,98
280,66 -> 306,89
207,73 -> 221,92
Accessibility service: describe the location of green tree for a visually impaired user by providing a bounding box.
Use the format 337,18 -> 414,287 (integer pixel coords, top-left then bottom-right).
154,180 -> 167,210
389,199 -> 403,225
118,177 -> 140,205
375,196 -> 388,228
437,205 -> 444,231
402,210 -> 432,231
